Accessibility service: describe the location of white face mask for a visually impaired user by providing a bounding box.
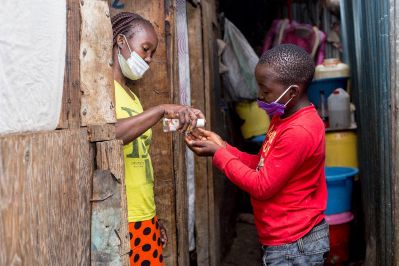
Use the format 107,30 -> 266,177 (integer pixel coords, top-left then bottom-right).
117,35 -> 150,80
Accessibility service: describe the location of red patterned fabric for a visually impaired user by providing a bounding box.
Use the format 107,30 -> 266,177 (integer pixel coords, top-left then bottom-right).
128,216 -> 164,266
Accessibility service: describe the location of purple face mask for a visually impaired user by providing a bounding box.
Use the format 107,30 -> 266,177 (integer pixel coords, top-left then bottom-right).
257,85 -> 295,117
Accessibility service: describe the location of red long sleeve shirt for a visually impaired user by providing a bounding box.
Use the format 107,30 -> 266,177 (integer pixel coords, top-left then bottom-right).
213,106 -> 327,246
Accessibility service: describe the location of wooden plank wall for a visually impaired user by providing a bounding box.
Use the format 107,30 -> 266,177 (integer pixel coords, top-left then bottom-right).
92,140 -> 130,266
390,0 -> 399,264
165,1 -> 181,265
60,0 -> 116,129
0,0 -> 128,265
201,0 -> 221,265
91,169 -> 124,265
79,1 -> 128,265
58,0 -> 82,129
0,129 -> 93,265
187,3 -> 211,266
175,0 -> 191,265
1,0 -> 224,264
80,0 -> 116,127
108,2 -> 178,265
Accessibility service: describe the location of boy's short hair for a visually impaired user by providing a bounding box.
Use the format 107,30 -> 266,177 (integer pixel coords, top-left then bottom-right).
258,44 -> 315,90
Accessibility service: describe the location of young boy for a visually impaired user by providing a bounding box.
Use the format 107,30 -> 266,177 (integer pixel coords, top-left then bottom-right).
186,44 -> 329,265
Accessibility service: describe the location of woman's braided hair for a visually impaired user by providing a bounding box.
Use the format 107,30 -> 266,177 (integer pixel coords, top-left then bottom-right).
111,12 -> 154,47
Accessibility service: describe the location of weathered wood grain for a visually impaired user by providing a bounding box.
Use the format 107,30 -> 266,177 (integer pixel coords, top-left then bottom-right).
202,0 -> 221,265
187,4 -> 211,266
91,169 -> 128,266
80,0 -> 116,126
0,129 -> 93,265
58,0 -> 81,129
164,2 -> 180,265
92,140 -> 130,265
175,0 -> 191,265
96,139 -> 125,182
87,124 -> 116,142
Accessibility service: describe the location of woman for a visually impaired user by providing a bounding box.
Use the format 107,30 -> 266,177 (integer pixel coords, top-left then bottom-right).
111,12 -> 204,266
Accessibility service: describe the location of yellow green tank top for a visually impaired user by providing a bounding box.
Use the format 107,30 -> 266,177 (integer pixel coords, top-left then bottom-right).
114,80 -> 155,222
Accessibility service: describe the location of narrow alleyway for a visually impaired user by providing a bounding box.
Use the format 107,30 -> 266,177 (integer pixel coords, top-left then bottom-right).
222,214 -> 262,266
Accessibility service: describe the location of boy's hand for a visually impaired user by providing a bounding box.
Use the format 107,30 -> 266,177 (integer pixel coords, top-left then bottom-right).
185,129 -> 225,156
190,128 -> 225,146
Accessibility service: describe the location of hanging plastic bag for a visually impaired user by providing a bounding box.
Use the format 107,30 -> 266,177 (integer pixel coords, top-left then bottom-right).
221,18 -> 259,101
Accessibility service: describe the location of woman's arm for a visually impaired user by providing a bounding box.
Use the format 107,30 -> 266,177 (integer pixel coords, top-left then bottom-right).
116,105 -> 164,145
116,104 -> 205,145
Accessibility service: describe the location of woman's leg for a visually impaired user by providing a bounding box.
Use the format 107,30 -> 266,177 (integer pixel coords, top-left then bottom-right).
128,216 -> 165,266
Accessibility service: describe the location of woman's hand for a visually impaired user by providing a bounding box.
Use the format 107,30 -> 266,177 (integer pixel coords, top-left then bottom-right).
162,104 -> 205,133
185,128 -> 225,156
115,104 -> 204,145
158,220 -> 168,248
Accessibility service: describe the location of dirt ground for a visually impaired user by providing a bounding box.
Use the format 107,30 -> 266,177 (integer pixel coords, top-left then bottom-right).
221,214 -> 262,266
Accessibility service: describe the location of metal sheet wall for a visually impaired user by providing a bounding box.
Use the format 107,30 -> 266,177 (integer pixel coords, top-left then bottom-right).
341,0 -> 393,264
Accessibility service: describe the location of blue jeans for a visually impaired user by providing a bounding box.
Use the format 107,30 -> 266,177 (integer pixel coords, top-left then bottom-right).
262,220 -> 330,266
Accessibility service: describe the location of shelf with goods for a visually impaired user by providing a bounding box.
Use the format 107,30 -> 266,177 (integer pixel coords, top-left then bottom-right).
309,58 -> 359,265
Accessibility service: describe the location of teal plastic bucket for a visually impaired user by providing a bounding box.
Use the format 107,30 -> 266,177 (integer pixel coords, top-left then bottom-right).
325,167 -> 358,215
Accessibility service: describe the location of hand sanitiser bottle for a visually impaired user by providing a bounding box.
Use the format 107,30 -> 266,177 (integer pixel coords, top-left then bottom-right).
162,118 -> 205,132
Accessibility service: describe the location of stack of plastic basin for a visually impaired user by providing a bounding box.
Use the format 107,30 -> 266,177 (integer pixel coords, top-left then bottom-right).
314,59 -> 359,264
325,167 -> 358,215
325,167 -> 358,265
325,131 -> 358,169
325,212 -> 354,265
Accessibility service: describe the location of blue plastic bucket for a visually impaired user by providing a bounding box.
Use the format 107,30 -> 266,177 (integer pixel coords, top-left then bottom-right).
307,77 -> 349,108
325,167 -> 358,215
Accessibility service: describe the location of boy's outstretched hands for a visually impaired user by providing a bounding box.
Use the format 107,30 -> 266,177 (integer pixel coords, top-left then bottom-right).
185,128 -> 226,156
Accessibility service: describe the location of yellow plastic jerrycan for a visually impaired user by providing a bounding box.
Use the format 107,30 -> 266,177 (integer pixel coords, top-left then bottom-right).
315,58 -> 350,80
325,131 -> 358,168
235,101 -> 270,139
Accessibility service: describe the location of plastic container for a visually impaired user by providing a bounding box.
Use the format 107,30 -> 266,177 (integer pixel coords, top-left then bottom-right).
325,167 -> 358,215
325,212 -> 354,265
251,134 -> 266,144
318,91 -> 329,127
350,103 -> 357,128
235,101 -> 270,139
326,131 -> 358,168
314,58 -> 350,80
328,88 -> 351,130
307,77 -> 348,108
162,118 -> 205,132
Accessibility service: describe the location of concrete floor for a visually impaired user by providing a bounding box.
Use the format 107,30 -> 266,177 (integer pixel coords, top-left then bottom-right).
221,214 -> 262,266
